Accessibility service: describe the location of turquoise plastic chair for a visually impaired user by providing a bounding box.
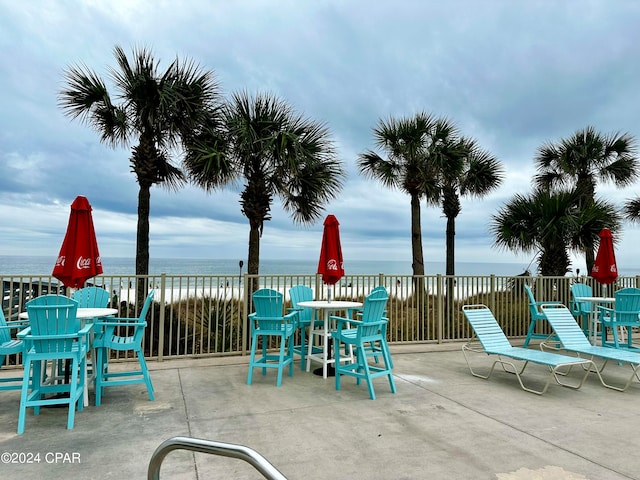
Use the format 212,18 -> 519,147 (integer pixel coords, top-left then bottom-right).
570,283 -> 593,336
598,287 -> 640,349
355,286 -> 392,366
93,290 -> 155,406
73,286 -> 110,377
0,309 -> 29,391
288,285 -> 321,370
73,286 -> 110,308
522,284 -> 560,347
247,289 -> 298,387
330,287 -> 395,400
17,295 -> 91,434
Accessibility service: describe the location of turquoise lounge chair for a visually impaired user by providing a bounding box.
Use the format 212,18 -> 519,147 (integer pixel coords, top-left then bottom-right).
540,304 -> 640,392
461,304 -> 594,395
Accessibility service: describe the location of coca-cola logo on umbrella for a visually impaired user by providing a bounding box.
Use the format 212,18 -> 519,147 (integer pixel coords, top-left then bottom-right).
52,196 -> 103,289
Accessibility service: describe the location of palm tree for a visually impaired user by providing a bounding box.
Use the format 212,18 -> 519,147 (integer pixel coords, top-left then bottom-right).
58,45 -> 220,302
423,120 -> 503,275
183,91 -> 344,279
623,197 -> 640,223
490,189 -> 621,276
534,126 -> 638,272
358,112 -> 438,277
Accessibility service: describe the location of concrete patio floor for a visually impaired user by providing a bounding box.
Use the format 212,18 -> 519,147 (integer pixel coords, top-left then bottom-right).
1,343 -> 639,479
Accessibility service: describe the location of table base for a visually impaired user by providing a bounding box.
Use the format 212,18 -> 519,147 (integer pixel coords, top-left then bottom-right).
314,365 -> 336,377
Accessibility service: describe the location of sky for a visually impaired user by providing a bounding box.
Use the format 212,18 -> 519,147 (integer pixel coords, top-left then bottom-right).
1,0 -> 640,273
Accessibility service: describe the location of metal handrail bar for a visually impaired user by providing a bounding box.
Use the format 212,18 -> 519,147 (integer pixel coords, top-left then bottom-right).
147,436 -> 288,480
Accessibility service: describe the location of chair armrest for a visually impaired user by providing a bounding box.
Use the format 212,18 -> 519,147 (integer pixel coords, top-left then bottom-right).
534,301 -> 561,307
96,318 -> 146,327
78,324 -> 94,336
329,315 -> 362,330
597,306 -> 614,315
601,310 -> 640,324
284,311 -> 298,328
0,319 -> 30,331
17,327 -> 31,339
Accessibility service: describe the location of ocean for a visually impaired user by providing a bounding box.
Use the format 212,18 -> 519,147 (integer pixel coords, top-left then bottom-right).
0,255 -> 537,277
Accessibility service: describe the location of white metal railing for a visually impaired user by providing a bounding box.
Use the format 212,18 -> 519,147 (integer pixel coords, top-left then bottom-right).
147,436 -> 288,480
3,272 -> 640,367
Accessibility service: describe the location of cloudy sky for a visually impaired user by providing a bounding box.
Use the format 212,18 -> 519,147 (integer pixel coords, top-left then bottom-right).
2,0 -> 640,273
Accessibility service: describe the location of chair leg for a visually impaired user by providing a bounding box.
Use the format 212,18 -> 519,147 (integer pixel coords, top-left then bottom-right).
334,337 -> 342,392
287,335 -> 294,378
136,350 -> 155,400
66,357 -> 80,430
382,346 -> 397,394
17,360 -> 33,434
261,340 -> 268,377
299,327 -> 306,370
247,334 -> 258,385
276,336 -> 286,387
523,318 -> 538,347
359,346 -> 376,400
612,325 -> 620,348
95,347 -> 104,406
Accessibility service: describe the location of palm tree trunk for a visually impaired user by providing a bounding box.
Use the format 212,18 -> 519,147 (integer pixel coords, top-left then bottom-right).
247,222 -> 261,291
585,247 -> 595,274
136,185 -> 151,307
410,194 -> 425,276
445,215 -> 455,276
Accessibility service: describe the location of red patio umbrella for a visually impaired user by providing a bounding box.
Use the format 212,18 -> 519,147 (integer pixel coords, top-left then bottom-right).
317,214 -> 344,300
52,195 -> 103,289
591,228 -> 618,285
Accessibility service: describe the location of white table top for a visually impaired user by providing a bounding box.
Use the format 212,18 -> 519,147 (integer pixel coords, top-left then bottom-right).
19,307 -> 118,320
574,296 -> 615,303
297,300 -> 362,309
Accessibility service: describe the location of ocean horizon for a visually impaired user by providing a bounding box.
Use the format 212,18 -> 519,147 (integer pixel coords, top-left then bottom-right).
0,255 -> 545,277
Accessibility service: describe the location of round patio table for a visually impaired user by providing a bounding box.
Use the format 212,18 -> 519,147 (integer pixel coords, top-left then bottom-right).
297,300 -> 362,378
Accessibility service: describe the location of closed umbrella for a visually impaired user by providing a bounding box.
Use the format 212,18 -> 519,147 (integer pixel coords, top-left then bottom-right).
591,228 -> 618,286
317,214 -> 344,301
52,195 -> 103,289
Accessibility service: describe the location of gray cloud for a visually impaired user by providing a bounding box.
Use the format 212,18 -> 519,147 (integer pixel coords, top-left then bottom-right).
1,0 -> 639,271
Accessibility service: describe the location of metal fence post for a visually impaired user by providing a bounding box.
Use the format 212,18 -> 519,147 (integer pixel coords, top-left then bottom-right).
157,273 -> 166,362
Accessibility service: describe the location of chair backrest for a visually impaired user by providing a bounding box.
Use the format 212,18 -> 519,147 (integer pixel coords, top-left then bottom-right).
132,290 -> 155,344
251,289 -> 286,331
360,287 -> 389,324
523,284 -> 543,319
613,288 -> 640,323
540,304 -> 593,350
289,285 -> 314,324
73,286 -> 110,308
0,309 -> 9,345
571,283 -> 593,314
25,295 -> 79,354
462,304 -> 513,352
0,309 -> 10,366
